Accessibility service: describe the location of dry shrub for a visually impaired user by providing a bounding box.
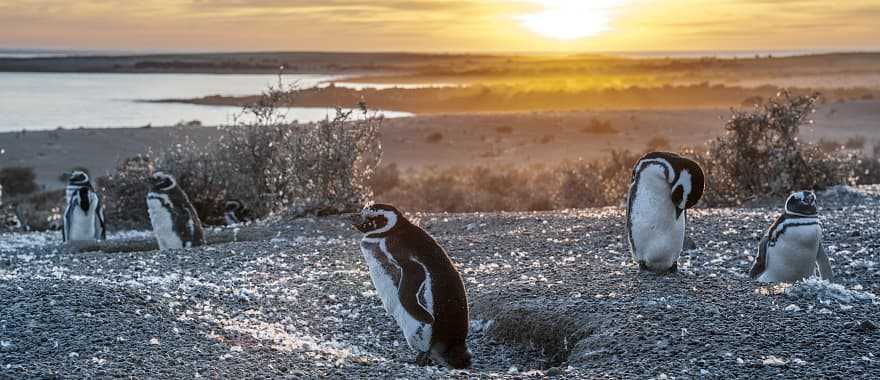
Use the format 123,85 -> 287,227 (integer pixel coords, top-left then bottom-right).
157,137 -> 228,225
580,117 -> 617,134
645,136 -> 671,152
425,132 -> 443,144
845,135 -> 866,151
153,83 -> 383,220
697,92 -> 857,206
817,138 -> 842,153
373,151 -> 639,213
0,167 -> 38,197
97,155 -> 154,229
1,189 -> 64,231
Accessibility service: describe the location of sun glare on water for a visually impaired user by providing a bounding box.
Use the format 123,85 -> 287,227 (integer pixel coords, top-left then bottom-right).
519,0 -> 624,40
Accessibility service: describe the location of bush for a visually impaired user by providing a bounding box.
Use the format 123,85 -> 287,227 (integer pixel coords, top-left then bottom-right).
645,136 -> 671,151
372,151 -> 639,213
0,167 -> 38,197
580,117 -> 617,134
157,137 -> 229,225
698,92 -> 856,205
97,155 -> 154,229
496,126 -> 513,134
845,135 -> 866,151
425,132 -> 443,143
155,83 -> 383,219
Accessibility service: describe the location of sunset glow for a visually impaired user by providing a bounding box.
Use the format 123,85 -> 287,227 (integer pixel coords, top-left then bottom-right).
518,0 -> 622,40
0,1 -> 877,52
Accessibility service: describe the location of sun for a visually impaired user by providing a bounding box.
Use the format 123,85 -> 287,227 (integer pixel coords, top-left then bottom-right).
518,0 -> 623,41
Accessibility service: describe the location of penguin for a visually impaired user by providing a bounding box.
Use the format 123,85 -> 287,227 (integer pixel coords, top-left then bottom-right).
224,199 -> 249,226
349,203 -> 472,369
750,191 -> 833,283
62,171 -> 106,242
626,152 -> 705,273
146,172 -> 205,250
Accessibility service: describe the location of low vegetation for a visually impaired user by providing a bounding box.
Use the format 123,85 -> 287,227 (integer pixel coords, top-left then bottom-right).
148,84 -> 383,224
0,167 -> 38,197
5,89 -> 880,231
371,92 -> 879,211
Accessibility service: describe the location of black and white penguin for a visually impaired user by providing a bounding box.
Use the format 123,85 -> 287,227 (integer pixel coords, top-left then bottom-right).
224,199 -> 249,226
146,172 -> 205,250
626,152 -> 705,273
750,191 -> 833,283
62,171 -> 106,242
349,204 -> 472,369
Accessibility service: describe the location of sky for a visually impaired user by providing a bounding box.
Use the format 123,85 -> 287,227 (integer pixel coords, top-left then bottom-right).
1,0 -> 878,53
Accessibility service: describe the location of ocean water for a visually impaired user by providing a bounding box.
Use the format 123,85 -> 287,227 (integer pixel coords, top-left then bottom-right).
0,73 -> 411,131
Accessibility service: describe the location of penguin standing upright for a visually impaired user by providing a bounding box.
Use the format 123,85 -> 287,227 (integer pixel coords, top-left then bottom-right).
750,191 -> 832,283
349,204 -> 472,369
626,152 -> 705,273
63,171 -> 106,242
146,172 -> 205,250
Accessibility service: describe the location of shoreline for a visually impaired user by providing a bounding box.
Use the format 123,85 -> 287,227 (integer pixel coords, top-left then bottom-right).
144,84 -> 880,114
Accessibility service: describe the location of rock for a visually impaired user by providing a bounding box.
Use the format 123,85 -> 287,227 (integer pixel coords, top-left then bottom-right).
546,366 -> 562,376
858,320 -> 878,333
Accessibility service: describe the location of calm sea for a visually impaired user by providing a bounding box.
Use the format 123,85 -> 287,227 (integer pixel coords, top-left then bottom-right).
0,72 -> 411,132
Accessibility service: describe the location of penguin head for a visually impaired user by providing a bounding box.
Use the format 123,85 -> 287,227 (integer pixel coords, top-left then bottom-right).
68,171 -> 90,186
635,152 -> 705,212
348,203 -> 404,236
785,191 -> 818,216
225,199 -> 243,212
148,171 -> 177,192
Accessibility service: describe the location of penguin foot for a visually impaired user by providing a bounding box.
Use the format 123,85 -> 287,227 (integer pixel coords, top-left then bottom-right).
415,352 -> 432,366
637,260 -> 678,275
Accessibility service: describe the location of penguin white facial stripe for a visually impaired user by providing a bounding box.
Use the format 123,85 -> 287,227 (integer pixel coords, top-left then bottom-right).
362,209 -> 398,235
160,176 -> 177,191
674,169 -> 693,209
636,158 -> 675,184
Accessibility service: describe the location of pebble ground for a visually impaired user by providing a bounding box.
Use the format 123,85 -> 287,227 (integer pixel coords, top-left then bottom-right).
1,186 -> 878,379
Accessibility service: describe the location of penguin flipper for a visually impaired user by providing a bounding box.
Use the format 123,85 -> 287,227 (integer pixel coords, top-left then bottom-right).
816,245 -> 833,281
749,235 -> 769,279
62,200 -> 76,243
398,258 -> 435,324
95,196 -> 106,240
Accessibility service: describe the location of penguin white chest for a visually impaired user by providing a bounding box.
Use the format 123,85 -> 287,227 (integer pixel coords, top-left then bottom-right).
629,172 -> 685,266
147,194 -> 183,250
360,238 -> 433,352
67,206 -> 96,241
759,224 -> 821,282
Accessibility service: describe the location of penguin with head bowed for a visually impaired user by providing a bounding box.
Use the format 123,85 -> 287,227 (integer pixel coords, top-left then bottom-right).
750,191 -> 832,283
224,199 -> 252,226
626,152 -> 705,274
63,171 -> 106,242
348,203 -> 472,369
146,171 -> 205,250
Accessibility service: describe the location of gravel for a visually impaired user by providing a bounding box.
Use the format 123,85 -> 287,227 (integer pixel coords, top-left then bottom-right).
2,186 -> 880,378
